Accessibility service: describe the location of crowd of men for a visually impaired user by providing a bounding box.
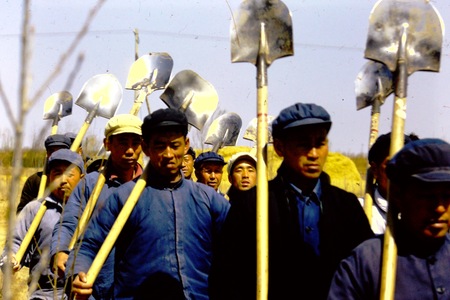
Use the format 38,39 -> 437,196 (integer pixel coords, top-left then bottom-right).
1,103 -> 449,300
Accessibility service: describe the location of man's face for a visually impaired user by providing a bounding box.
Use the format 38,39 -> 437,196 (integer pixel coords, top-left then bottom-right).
229,159 -> 256,191
49,161 -> 83,201
196,162 -> 224,191
274,126 -> 329,181
181,154 -> 195,179
142,129 -> 188,181
396,181 -> 450,242
105,133 -> 142,171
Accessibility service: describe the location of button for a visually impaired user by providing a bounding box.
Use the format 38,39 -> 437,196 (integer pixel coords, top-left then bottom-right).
436,287 -> 445,294
306,226 -> 313,233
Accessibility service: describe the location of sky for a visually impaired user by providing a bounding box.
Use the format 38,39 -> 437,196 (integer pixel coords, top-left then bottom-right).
0,0 -> 449,154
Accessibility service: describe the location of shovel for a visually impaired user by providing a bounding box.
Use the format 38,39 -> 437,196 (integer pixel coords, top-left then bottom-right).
231,0 -> 293,298
68,54 -> 174,251
160,70 -> 219,131
204,112 -> 242,152
126,52 -> 173,115
71,74 -> 123,152
77,111 -> 202,291
243,115 -> 274,144
354,61 -> 393,224
37,92 -> 73,199
15,75 -> 121,265
364,1 -> 443,299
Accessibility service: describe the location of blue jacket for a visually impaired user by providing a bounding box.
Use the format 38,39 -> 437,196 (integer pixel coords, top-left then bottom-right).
73,168 -> 230,300
52,164 -> 141,300
2,196 -> 66,299
328,234 -> 450,300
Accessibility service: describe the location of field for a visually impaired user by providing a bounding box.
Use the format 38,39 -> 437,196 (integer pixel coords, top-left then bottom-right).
0,147 -> 367,299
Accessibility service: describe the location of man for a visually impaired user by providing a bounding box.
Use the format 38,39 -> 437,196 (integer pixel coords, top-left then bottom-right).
181,146 -> 196,180
328,138 -> 450,300
361,132 -> 415,234
194,151 -> 227,194
51,114 -> 143,300
1,149 -> 84,300
17,134 -> 72,214
71,108 -> 230,299
212,103 -> 373,299
226,152 -> 257,202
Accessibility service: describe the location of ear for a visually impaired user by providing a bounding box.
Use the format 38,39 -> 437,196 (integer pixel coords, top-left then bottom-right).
273,138 -> 285,158
103,138 -> 109,151
184,137 -> 190,155
142,139 -> 151,157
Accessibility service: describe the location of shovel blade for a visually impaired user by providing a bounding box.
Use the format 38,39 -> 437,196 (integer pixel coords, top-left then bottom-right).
243,115 -> 274,143
76,74 -> 123,119
355,61 -> 393,110
125,52 -> 174,91
160,70 -> 219,131
365,0 -> 444,74
231,0 -> 293,65
204,112 -> 242,148
43,91 -> 73,120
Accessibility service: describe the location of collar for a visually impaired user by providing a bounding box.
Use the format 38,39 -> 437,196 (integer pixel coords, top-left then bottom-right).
106,160 -> 143,183
373,187 -> 388,213
146,165 -> 183,190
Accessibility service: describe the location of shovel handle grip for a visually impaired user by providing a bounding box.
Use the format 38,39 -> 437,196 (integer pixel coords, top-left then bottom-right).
68,171 -> 107,251
85,167 -> 148,285
15,202 -> 48,263
71,123 -> 90,152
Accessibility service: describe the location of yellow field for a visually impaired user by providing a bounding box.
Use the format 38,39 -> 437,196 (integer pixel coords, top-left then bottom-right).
0,149 -> 364,299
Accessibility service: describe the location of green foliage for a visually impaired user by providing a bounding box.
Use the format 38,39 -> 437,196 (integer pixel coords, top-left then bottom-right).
0,149 -> 45,168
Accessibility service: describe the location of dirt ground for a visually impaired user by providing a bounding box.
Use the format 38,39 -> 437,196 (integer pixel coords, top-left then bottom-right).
0,168 -> 38,300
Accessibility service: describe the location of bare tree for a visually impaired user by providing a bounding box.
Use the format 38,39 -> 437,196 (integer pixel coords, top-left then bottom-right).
0,1 -> 106,299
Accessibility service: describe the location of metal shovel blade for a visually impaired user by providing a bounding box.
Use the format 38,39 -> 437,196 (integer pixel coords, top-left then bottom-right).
75,74 -> 123,119
365,0 -> 444,74
43,91 -> 73,120
231,0 -> 293,65
204,112 -> 242,150
243,115 -> 274,143
125,52 -> 174,91
355,61 -> 393,111
160,70 -> 219,131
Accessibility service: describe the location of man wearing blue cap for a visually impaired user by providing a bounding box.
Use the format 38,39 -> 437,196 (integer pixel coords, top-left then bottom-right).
51,114 -> 143,300
17,134 -> 72,214
71,108 -> 230,300
194,151 -> 227,194
212,103 -> 373,300
328,138 -> 450,299
1,149 -> 84,300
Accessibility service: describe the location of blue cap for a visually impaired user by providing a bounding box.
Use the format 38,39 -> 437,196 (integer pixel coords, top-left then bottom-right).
194,151 -> 226,169
44,134 -> 71,151
47,149 -> 85,174
386,138 -> 450,183
272,103 -> 332,138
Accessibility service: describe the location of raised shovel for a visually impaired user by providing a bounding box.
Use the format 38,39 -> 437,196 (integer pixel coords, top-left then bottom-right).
68,53 -> 174,251
37,91 -> 73,199
231,0 -> 293,298
204,112 -> 242,152
160,69 -> 219,131
14,75 -> 122,266
78,79 -> 218,291
243,115 -> 274,144
364,0 -> 443,298
354,61 -> 393,224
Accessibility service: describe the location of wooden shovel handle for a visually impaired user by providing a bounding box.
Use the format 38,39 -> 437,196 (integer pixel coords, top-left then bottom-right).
68,170 -> 107,251
85,167 -> 148,285
15,202 -> 48,263
70,123 -> 90,152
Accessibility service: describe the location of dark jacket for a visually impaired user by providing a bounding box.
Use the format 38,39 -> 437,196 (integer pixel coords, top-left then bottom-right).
211,167 -> 374,300
17,171 -> 42,214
